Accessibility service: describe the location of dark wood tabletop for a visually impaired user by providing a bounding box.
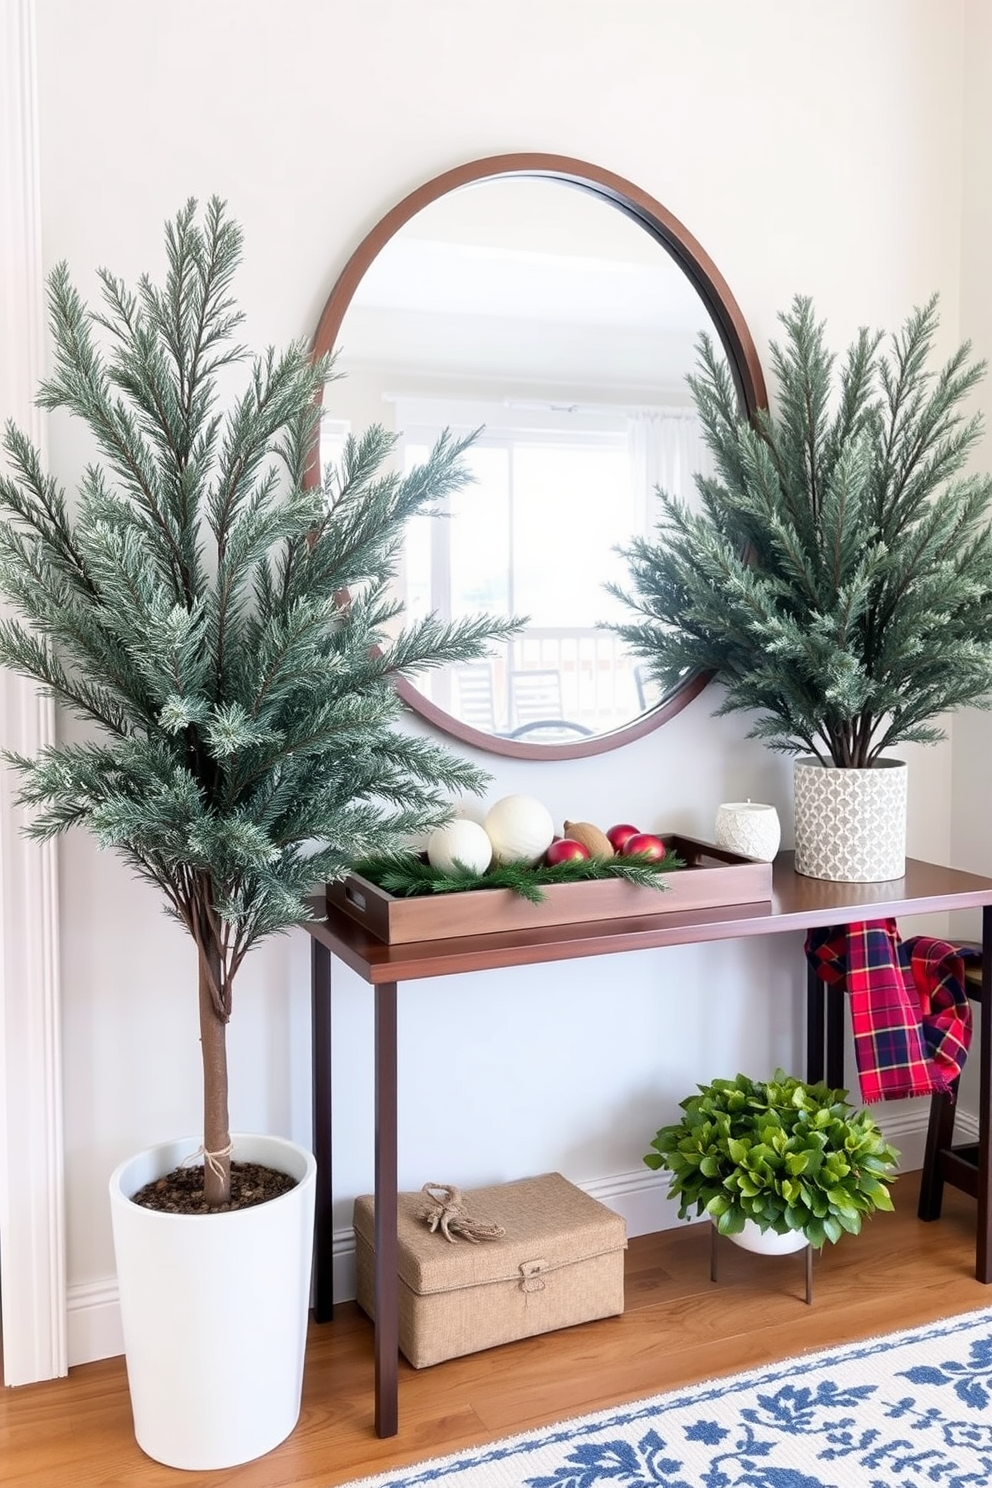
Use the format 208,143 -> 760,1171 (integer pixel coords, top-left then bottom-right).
304,851 -> 992,984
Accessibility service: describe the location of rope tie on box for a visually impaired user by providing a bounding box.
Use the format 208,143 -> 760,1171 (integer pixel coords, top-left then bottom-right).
419,1183 -> 506,1244
181,1142 -> 234,1182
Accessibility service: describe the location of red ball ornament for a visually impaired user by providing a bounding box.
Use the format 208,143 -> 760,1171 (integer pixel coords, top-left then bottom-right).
621,832 -> 667,861
606,822 -> 640,852
545,838 -> 592,865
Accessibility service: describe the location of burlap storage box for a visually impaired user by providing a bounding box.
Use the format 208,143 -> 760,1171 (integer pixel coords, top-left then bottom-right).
353,1171 -> 627,1368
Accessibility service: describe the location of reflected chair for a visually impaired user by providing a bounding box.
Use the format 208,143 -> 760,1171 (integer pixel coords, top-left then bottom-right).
918,953 -> 985,1222
633,664 -> 662,712
507,669 -> 592,740
452,664 -> 498,733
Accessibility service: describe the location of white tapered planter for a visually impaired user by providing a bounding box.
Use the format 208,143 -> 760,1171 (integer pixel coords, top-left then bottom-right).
109,1132 -> 316,1471
793,757 -> 907,882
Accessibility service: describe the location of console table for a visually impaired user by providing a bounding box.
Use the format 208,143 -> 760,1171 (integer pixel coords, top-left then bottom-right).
303,851 -> 992,1437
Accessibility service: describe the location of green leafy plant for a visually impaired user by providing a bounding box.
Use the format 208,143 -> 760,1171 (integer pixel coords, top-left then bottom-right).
0,197 -> 520,1206
351,848 -> 685,903
644,1069 -> 899,1248
610,296 -> 992,768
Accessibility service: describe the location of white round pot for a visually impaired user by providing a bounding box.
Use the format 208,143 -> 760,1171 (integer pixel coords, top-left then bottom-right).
109,1132 -> 316,1471
725,1217 -> 809,1255
793,757 -> 907,882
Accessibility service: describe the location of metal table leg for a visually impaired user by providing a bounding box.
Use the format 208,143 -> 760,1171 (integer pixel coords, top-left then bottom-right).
311,938 -> 334,1323
374,980 -> 399,1438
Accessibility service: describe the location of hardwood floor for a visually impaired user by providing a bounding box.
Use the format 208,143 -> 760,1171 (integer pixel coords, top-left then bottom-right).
2,1169 -> 990,1488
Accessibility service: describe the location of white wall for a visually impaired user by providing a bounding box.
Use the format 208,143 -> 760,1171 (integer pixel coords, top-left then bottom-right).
23,0 -> 976,1364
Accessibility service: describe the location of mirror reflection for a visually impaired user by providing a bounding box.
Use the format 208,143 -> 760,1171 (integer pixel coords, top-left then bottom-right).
317,164 -> 760,756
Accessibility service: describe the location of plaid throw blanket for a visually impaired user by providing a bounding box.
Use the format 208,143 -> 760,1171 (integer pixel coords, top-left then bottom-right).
804,919 -> 977,1103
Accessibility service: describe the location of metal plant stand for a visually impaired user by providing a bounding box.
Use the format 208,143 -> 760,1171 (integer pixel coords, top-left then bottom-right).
709,1222 -> 814,1305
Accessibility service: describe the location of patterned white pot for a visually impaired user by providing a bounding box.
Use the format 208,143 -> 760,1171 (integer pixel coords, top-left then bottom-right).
793,757 -> 907,883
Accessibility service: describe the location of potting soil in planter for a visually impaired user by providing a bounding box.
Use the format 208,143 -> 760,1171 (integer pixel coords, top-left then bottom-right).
130,1160 -> 296,1214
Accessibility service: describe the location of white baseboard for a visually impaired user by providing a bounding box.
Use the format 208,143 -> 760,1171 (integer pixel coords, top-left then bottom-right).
64,1100 -> 965,1368
878,1100 -> 979,1176
66,1280 -> 123,1368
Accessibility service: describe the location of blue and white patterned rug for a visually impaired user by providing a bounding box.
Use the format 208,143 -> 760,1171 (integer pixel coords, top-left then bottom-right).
343,1308 -> 992,1487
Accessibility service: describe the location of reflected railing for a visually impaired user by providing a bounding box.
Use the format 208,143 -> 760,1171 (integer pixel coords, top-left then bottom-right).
443,630 -> 663,740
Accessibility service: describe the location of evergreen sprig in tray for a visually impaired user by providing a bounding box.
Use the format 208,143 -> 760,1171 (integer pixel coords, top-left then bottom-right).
326,834 -> 772,944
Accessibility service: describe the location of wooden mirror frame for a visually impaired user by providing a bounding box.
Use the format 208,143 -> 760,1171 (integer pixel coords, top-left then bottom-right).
310,153 -> 767,760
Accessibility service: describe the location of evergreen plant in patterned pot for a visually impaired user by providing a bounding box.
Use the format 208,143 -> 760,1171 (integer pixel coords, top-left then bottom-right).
0,199 -> 516,1469
610,296 -> 992,881
644,1070 -> 899,1254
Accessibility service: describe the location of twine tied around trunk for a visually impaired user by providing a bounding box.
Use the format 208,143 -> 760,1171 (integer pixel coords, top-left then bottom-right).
420,1183 -> 506,1243
180,1141 -> 234,1183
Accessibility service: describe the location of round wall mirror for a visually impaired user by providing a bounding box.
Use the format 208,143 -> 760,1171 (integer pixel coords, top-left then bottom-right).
311,154 -> 766,759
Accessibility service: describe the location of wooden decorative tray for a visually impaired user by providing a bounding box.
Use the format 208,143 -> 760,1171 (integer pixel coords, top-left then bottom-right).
325,834 -> 773,944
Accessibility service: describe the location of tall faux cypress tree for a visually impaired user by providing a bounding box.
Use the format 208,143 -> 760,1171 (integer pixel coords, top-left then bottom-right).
610,295 -> 992,767
0,199 -> 517,1204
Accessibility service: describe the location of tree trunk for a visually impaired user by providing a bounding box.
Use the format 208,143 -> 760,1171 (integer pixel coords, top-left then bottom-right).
198,938 -> 232,1205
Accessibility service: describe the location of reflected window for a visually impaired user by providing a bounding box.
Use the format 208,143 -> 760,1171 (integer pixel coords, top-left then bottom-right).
390,396 -> 710,735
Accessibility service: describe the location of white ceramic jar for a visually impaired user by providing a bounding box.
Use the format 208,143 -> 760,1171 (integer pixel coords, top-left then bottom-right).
714,801 -> 781,862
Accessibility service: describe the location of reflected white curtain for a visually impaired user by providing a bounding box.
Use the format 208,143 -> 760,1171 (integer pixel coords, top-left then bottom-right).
627,407 -> 714,536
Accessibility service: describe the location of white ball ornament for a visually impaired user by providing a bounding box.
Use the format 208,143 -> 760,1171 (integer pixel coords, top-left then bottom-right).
426,819 -> 493,876
483,794 -> 555,866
